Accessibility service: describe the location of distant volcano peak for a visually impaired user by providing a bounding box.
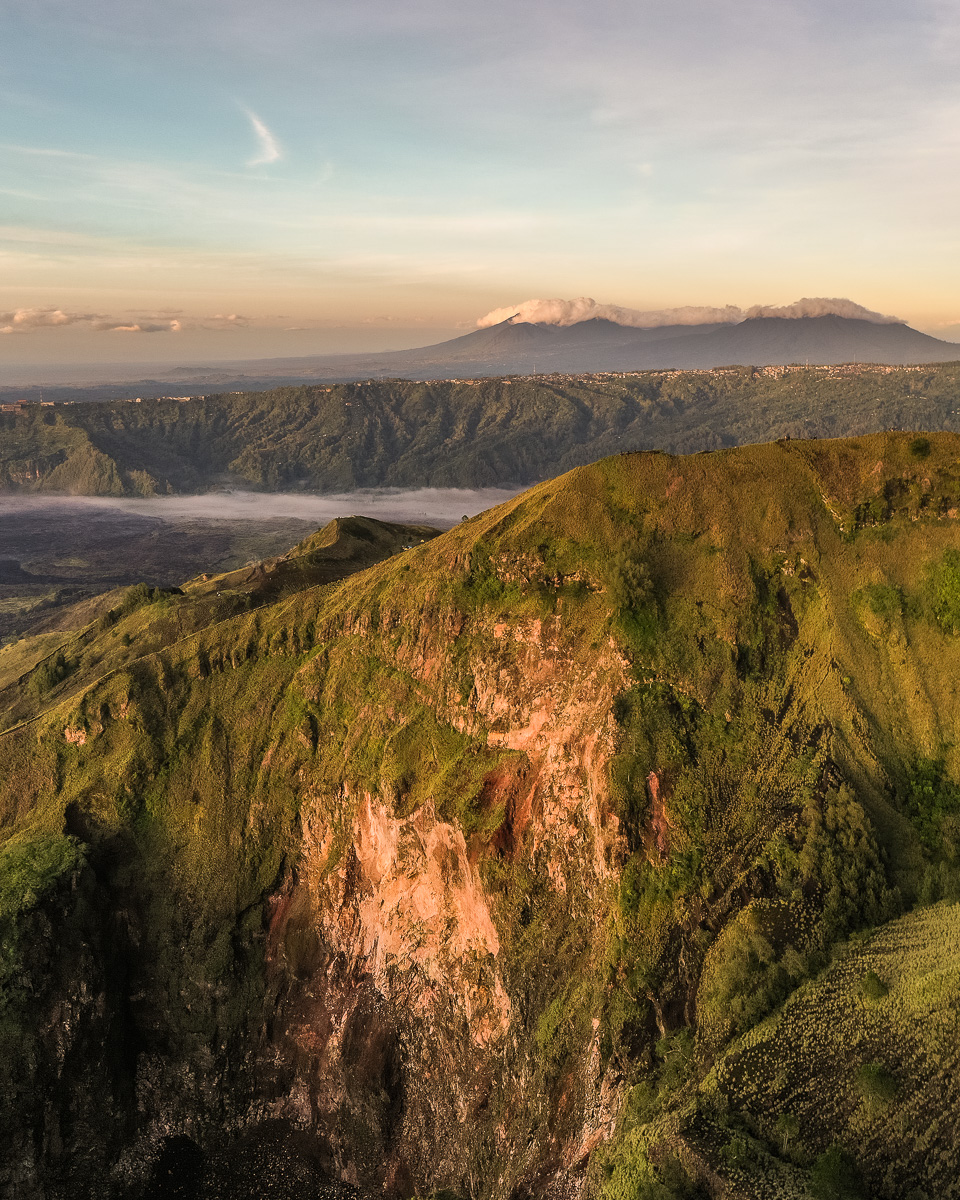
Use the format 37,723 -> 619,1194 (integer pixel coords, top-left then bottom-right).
477,295 -> 903,331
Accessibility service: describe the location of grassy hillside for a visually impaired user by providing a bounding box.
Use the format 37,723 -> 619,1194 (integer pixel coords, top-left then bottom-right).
1,362 -> 960,495
708,900 -> 960,1197
0,515 -> 439,734
3,434 -> 960,1197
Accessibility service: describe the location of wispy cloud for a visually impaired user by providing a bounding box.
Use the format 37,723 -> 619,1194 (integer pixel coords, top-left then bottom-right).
203,313 -> 251,330
243,108 -> 282,166
0,142 -> 95,160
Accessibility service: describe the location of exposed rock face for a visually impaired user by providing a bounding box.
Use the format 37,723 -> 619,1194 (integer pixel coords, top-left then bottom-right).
477,618 -> 626,885
256,608 -> 631,1198
312,793 -> 510,1045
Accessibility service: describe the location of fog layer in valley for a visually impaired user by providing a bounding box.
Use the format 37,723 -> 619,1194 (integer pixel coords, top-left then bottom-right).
0,487 -> 521,529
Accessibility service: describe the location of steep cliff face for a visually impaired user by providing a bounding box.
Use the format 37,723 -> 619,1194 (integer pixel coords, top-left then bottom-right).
4,435 -> 960,1198
260,603 -> 630,1197
0,841 -> 135,1200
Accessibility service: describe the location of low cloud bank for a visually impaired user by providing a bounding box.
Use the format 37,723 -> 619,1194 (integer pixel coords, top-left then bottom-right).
0,309 -> 253,337
0,488 -> 522,530
477,296 -> 903,329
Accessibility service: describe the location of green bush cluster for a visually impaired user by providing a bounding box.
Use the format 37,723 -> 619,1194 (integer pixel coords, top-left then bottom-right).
809,1145 -> 866,1200
901,759 -> 960,904
30,648 -> 75,697
606,546 -> 659,649
861,582 -> 902,619
856,1061 -> 898,1111
922,548 -> 960,634
859,969 -> 889,1002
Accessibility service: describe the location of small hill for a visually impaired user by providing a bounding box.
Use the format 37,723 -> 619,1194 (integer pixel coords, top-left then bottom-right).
0,515 -> 441,732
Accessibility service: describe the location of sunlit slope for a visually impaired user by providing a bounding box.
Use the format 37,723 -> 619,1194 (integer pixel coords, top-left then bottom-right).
0,514 -> 440,733
702,900 -> 960,1198
600,899 -> 960,1200
3,434 -> 960,1197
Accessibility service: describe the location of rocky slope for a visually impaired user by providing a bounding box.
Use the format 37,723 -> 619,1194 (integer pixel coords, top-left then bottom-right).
3,435 -> 960,1198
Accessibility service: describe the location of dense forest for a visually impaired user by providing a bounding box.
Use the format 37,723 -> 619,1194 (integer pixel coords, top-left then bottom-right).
1,362 -> 959,494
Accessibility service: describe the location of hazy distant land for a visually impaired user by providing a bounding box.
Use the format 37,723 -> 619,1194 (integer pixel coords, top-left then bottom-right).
3,361 -> 960,498
1,309 -> 958,403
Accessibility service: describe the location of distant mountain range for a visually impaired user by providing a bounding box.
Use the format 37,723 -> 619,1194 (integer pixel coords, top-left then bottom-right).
3,312 -> 959,402
164,313 -> 960,387
359,312 -> 960,376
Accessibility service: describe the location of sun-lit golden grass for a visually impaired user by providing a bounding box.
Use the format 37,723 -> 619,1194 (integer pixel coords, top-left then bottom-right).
697,901 -> 960,1197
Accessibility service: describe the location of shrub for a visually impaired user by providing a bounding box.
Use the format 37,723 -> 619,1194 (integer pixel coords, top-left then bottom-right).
904,759 -> 960,853
922,549 -> 960,633
861,582 -> 901,620
118,582 -> 179,617
809,1145 -> 866,1200
30,650 -> 75,697
859,970 -> 888,1002
775,1111 -> 800,1153
857,1061 -> 898,1111
606,548 -> 658,648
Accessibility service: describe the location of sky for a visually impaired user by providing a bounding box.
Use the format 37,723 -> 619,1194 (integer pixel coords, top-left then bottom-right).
2,0 -> 960,368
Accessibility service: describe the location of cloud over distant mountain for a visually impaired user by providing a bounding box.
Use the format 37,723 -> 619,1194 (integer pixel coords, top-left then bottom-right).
477,296 -> 904,330
477,297 -> 744,329
743,297 -> 903,323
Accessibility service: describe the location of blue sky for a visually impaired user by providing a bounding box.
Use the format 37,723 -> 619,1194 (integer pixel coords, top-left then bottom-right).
2,0 -> 960,363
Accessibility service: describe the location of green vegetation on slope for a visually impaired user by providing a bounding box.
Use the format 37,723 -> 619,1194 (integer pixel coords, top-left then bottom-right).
3,434 -> 960,1197
665,899 -> 960,1199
